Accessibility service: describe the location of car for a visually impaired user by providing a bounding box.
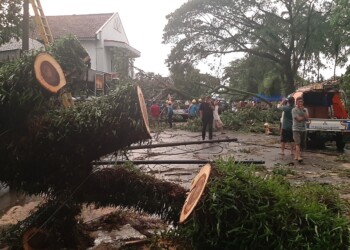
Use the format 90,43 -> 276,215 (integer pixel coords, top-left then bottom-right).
173,108 -> 189,121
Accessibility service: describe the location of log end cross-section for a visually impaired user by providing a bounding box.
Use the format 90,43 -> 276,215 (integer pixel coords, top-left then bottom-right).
137,85 -> 151,135
34,53 -> 66,93
179,163 -> 212,223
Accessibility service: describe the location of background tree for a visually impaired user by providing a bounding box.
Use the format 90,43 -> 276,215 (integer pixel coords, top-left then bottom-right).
163,0 -> 335,94
327,0 -> 350,79
0,0 -> 23,46
223,55 -> 283,96
169,61 -> 220,98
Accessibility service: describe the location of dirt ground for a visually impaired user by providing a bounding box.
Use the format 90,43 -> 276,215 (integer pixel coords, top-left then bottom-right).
1,128 -> 350,248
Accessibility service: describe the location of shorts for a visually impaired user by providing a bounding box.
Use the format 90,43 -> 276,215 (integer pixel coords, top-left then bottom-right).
281,129 -> 293,142
293,131 -> 306,146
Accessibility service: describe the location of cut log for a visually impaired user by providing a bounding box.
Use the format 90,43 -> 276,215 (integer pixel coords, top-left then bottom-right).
0,84 -> 151,194
34,52 -> 66,93
76,167 -> 187,222
179,163 -> 212,223
137,85 -> 150,135
23,227 -> 49,250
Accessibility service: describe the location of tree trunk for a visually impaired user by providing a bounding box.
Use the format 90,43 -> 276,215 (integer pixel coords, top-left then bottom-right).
0,68 -> 151,194
76,167 -> 187,223
283,68 -> 296,95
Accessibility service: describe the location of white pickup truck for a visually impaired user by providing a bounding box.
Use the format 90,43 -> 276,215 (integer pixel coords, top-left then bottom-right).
291,82 -> 350,151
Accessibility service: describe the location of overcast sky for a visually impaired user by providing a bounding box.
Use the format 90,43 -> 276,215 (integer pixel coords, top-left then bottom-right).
38,0 -> 188,76
37,0 -> 343,79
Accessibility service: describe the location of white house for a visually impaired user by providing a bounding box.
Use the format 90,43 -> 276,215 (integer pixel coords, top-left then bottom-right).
39,13 -> 140,76
0,12 -> 140,79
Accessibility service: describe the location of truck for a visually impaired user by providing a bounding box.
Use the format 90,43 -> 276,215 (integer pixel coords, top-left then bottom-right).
291,82 -> 350,151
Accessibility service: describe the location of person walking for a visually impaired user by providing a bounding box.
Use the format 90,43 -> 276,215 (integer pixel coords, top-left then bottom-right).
167,101 -> 174,128
213,99 -> 224,134
277,96 -> 295,155
199,96 -> 214,140
292,97 -> 309,162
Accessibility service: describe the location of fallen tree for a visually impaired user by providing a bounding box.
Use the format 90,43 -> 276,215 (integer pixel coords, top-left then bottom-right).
0,37 -> 190,248
177,162 -> 350,249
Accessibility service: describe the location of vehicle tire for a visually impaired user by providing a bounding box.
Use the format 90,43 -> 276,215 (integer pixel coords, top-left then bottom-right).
336,134 -> 346,151
307,133 -> 325,149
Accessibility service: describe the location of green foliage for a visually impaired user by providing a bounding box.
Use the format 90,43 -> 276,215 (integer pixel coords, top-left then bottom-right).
221,107 -> 280,132
0,52 -> 50,131
339,66 -> 350,112
163,0 -> 341,94
272,167 -> 295,176
224,55 -> 283,96
169,62 -> 220,99
0,0 -> 22,46
178,117 -> 202,132
178,107 -> 280,133
47,35 -> 89,78
111,47 -> 131,81
177,162 -> 350,249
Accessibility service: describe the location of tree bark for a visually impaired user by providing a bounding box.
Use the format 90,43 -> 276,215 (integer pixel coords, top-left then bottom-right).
76,167 -> 187,223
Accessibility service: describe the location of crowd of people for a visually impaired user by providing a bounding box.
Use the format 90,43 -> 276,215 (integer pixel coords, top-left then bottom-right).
150,94 -> 310,160
149,96 -> 225,139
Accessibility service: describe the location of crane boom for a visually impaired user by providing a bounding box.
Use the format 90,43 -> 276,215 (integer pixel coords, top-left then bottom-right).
29,0 -> 53,47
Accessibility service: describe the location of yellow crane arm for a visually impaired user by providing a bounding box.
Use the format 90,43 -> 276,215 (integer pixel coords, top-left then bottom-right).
29,0 -> 53,47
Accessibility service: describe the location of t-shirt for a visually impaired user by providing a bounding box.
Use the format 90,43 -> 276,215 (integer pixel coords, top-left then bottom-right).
292,107 -> 308,131
167,105 -> 173,116
278,105 -> 294,130
199,102 -> 213,120
188,104 -> 198,117
150,104 -> 160,117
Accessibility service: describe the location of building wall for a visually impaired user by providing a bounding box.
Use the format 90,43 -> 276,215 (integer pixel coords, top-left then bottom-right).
81,40 -> 97,69
81,39 -> 112,73
0,50 -> 21,62
100,13 -> 129,44
93,13 -> 130,73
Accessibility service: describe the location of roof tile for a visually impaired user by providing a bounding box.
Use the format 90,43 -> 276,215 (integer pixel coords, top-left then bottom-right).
32,13 -> 114,39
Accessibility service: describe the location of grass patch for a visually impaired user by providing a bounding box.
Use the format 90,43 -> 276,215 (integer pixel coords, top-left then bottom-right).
272,167 -> 296,176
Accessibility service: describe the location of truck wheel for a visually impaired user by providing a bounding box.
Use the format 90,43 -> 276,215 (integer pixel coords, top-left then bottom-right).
336,138 -> 346,151
307,133 -> 325,149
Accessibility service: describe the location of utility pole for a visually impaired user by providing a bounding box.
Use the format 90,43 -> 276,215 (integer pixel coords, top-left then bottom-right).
22,0 -> 29,51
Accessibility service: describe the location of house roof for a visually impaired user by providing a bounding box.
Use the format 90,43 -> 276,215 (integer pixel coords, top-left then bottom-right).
32,13 -> 114,40
0,38 -> 43,52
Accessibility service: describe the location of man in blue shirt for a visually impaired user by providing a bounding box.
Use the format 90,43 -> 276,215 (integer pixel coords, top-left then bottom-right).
188,99 -> 198,119
277,96 -> 295,155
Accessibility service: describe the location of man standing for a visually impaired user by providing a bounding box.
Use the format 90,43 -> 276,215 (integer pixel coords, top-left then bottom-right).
199,96 -> 214,140
167,101 -> 174,128
292,97 -> 309,162
188,99 -> 198,119
150,101 -> 160,126
277,96 -> 295,155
